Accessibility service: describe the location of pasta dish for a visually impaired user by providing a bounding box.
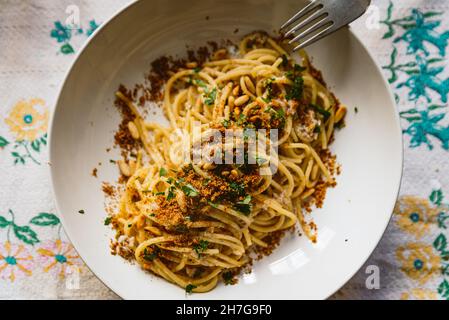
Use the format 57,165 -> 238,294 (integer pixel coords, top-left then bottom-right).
107,32 -> 346,293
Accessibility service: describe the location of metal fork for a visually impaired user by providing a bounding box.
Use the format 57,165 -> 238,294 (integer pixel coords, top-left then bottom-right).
281,0 -> 371,51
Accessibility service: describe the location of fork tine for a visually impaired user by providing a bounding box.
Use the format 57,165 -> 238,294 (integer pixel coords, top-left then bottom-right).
284,7 -> 326,38
288,17 -> 332,45
280,1 -> 319,30
292,23 -> 334,51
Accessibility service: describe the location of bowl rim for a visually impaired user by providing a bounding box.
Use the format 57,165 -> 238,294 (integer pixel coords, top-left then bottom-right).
48,0 -> 404,300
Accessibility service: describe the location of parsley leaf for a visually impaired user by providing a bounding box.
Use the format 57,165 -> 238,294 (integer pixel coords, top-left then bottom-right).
186,284 -> 197,294
222,271 -> 235,285
234,195 -> 252,216
193,240 -> 209,258
181,184 -> 199,197
204,88 -> 217,106
159,167 -> 167,177
194,79 -> 207,88
104,217 -> 112,225
229,181 -> 245,196
166,186 -> 176,201
143,246 -> 160,261
222,119 -> 230,128
285,64 -> 305,101
310,104 -> 331,121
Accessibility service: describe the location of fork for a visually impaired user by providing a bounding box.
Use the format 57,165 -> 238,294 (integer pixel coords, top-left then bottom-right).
280,0 -> 371,51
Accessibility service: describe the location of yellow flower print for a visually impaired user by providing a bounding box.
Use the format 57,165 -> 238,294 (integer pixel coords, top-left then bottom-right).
394,196 -> 439,238
5,98 -> 48,142
396,242 -> 441,285
0,242 -> 34,282
401,288 -> 438,300
37,239 -> 82,279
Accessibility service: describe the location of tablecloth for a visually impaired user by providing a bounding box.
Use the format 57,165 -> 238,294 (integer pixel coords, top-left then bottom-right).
1,0 -> 448,300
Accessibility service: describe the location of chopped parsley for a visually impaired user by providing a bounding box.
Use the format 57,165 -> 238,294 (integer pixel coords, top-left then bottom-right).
78,210 -> 85,214
166,186 -> 176,201
153,191 -> 165,196
265,106 -> 286,127
234,195 -> 252,216
143,247 -> 159,261
104,217 -> 112,225
204,88 -> 217,106
236,113 -> 247,126
222,119 -> 230,128
222,271 -> 235,285
193,240 -> 209,258
185,284 -> 197,294
285,64 -> 305,101
109,159 -> 116,164
193,67 -> 201,73
159,167 -> 167,177
208,201 -> 219,208
265,78 -> 275,101
354,107 -> 359,113
310,104 -> 331,121
194,79 -> 207,88
229,181 -> 245,196
181,184 -> 199,197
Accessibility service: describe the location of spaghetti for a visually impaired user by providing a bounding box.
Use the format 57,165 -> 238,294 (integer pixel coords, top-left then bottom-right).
109,32 -> 346,293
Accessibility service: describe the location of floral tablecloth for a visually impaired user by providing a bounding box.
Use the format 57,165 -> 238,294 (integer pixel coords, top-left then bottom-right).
1,0 -> 448,300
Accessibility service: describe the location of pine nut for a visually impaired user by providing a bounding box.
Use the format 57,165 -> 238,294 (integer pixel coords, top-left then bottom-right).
128,121 -> 140,140
118,160 -> 131,177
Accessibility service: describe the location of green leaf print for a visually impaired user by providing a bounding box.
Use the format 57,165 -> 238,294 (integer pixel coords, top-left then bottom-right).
434,233 -> 448,253
30,213 -> 60,226
0,216 -> 10,228
430,189 -> 444,206
13,225 -> 39,245
0,136 -> 9,148
60,43 -> 75,54
31,139 -> 41,152
438,279 -> 449,300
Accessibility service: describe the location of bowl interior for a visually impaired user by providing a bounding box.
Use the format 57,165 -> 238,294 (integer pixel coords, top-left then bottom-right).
50,0 -> 402,299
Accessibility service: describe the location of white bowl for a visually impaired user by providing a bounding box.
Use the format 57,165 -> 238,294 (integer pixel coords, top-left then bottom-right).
49,0 -> 403,300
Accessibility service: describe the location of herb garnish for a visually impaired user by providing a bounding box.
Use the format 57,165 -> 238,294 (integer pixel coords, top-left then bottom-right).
222,271 -> 235,285
229,181 -> 245,196
285,64 -> 305,101
182,184 -> 199,197
159,167 -> 167,177
222,119 -> 230,128
78,210 -> 85,214
143,246 -> 160,261
186,284 -> 197,294
193,240 -> 209,258
208,201 -> 219,208
310,104 -> 331,121
204,88 -> 217,106
234,195 -> 252,215
193,67 -> 201,73
166,186 -> 176,201
104,217 -> 112,225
